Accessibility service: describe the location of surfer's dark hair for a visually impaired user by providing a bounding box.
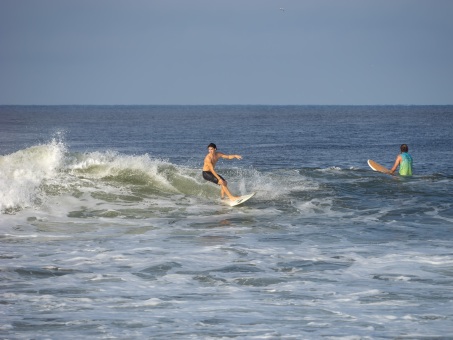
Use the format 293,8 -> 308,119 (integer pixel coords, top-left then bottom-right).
400,144 -> 409,153
208,143 -> 217,149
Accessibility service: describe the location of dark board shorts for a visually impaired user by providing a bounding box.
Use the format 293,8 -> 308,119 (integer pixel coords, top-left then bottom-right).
202,171 -> 225,185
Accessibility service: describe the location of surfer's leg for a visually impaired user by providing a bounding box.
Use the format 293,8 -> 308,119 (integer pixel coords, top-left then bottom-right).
220,182 -> 240,201
219,178 -> 228,199
203,171 -> 239,201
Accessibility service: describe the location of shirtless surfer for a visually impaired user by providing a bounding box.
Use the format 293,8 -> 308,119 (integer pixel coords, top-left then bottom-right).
202,143 -> 242,201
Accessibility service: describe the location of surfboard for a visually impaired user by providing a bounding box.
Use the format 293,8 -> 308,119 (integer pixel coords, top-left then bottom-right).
229,192 -> 256,207
367,159 -> 391,175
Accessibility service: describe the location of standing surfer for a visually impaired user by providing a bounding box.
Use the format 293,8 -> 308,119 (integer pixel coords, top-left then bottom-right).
202,143 -> 242,201
390,144 -> 413,176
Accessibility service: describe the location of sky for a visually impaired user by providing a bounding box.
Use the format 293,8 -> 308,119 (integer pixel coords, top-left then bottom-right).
1,0 -> 452,105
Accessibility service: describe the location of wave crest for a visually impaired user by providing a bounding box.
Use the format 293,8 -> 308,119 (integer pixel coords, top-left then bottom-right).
0,139 -> 66,213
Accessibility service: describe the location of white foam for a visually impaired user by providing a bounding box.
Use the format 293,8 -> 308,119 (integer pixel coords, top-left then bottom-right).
0,139 -> 66,212
241,168 -> 319,200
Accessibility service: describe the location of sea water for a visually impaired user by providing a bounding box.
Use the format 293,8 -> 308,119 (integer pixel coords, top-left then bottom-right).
0,105 -> 452,339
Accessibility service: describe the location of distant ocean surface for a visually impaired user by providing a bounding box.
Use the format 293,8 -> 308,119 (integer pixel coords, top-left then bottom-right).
1,105 -> 452,339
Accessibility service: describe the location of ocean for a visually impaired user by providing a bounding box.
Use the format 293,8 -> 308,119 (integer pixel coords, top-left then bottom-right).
1,105 -> 452,339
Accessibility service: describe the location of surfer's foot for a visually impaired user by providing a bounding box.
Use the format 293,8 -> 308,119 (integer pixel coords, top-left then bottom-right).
229,196 -> 241,201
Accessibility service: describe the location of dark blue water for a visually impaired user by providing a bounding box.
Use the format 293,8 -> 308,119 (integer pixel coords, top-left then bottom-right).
2,105 -> 452,172
1,105 -> 452,339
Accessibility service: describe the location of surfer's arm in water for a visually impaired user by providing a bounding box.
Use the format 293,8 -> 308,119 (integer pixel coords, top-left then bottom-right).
390,154 -> 402,175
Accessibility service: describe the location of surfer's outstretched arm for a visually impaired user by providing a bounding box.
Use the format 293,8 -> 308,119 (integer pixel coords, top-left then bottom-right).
218,152 -> 242,160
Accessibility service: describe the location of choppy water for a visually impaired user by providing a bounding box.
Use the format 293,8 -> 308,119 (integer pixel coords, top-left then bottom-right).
1,105 -> 452,339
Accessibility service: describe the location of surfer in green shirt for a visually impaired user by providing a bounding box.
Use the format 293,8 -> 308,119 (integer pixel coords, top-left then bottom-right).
390,144 -> 413,176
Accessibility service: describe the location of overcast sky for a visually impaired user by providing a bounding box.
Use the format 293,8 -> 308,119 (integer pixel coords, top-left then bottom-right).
1,0 -> 452,105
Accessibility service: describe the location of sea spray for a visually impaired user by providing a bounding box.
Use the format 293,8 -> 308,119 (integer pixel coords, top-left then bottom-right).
0,139 -> 66,213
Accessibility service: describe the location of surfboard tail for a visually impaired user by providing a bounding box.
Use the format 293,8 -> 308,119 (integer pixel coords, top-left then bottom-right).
368,159 -> 391,174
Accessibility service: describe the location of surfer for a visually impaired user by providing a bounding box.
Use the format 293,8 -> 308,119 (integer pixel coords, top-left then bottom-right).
202,143 -> 242,201
390,144 -> 413,176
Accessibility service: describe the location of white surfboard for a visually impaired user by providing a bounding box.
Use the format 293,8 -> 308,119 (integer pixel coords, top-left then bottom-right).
229,192 -> 256,207
367,159 -> 391,175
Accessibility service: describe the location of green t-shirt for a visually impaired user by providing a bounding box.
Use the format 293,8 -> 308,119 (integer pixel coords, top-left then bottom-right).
399,152 -> 413,176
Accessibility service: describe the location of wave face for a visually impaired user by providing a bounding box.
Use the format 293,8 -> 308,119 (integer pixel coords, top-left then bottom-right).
0,139 -> 319,218
1,142 -> 199,214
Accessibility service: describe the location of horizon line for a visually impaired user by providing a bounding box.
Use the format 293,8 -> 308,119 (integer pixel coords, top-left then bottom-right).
1,103 -> 452,107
